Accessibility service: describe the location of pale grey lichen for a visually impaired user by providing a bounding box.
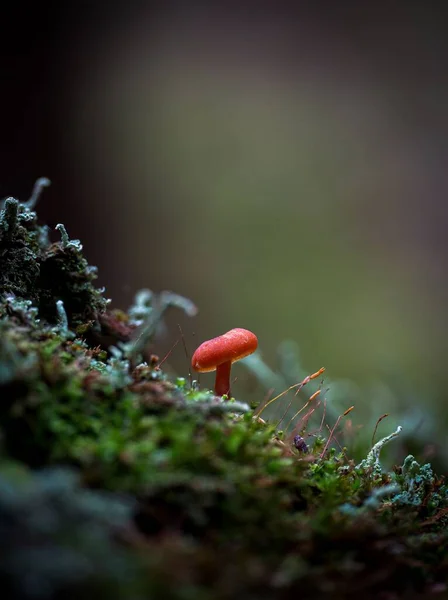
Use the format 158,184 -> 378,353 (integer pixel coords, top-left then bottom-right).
356,425 -> 403,478
104,346 -> 133,388
0,197 -> 19,239
55,224 -> 82,251
125,289 -> 198,364
128,289 -> 154,327
390,455 -> 447,509
194,398 -> 251,416
23,177 -> 51,211
53,300 -> 75,340
340,482 -> 401,516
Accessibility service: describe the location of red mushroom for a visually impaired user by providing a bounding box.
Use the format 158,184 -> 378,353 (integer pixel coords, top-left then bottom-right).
191,328 -> 258,398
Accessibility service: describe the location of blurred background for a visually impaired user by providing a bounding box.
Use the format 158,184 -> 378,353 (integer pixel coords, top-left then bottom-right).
1,1 -> 448,466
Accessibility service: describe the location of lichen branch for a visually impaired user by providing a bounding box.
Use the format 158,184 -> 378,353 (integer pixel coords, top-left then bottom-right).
357,425 -> 403,477
24,177 -> 51,210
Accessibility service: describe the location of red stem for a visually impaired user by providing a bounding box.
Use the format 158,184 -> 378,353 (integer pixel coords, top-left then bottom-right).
214,361 -> 232,398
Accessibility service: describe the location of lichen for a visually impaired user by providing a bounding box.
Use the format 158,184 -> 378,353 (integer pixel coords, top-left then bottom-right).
356,425 -> 403,478
0,181 -> 107,329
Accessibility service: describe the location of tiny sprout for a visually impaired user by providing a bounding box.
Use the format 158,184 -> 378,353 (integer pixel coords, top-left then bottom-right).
371,413 -> 390,447
279,387 -> 322,432
176,377 -> 187,389
256,366 -> 326,419
320,406 -> 354,459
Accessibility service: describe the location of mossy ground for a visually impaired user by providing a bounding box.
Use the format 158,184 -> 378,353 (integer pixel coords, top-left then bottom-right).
0,183 -> 447,600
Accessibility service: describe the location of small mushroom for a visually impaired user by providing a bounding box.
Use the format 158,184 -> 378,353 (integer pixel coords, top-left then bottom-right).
191,328 -> 258,398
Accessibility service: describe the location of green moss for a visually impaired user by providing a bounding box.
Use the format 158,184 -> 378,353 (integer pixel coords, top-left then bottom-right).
0,180 -> 447,599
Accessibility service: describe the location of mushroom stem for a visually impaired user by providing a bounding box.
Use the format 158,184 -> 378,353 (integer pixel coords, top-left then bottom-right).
214,361 -> 232,397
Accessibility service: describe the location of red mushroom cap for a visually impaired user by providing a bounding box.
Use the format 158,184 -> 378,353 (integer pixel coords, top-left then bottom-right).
191,328 -> 258,373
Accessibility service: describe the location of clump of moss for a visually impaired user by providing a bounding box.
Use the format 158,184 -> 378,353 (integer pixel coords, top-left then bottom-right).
0,180 -> 447,600
0,182 -> 107,330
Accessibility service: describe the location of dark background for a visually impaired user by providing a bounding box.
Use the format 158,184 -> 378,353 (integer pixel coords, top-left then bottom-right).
2,2 -> 448,464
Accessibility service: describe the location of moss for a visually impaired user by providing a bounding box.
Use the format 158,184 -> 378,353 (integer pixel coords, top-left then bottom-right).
0,180 -> 447,599
0,186 -> 107,329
